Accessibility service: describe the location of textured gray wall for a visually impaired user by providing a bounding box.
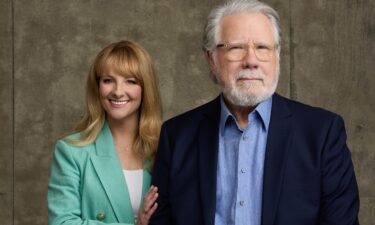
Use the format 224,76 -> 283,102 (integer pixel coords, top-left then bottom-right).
1,0 -> 13,224
1,0 -> 374,224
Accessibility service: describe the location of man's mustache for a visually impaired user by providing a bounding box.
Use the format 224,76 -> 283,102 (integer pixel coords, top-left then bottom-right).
236,69 -> 265,80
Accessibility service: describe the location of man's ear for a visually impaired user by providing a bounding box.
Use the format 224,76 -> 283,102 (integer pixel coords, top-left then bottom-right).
204,50 -> 216,72
203,49 -> 219,84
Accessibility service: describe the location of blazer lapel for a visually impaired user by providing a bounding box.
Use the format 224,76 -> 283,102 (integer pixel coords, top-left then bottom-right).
198,97 -> 221,225
140,164 -> 152,207
261,94 -> 293,225
90,122 -> 134,223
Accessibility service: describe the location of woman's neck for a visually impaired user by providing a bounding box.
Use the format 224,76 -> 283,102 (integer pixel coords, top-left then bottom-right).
107,115 -> 138,150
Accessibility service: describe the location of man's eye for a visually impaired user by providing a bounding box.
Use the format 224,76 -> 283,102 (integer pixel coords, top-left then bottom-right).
228,45 -> 244,51
256,45 -> 271,50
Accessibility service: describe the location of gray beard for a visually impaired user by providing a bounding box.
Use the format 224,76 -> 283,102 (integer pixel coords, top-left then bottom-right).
219,69 -> 279,107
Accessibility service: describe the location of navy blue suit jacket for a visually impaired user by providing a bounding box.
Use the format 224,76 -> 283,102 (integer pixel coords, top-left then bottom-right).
150,94 -> 359,225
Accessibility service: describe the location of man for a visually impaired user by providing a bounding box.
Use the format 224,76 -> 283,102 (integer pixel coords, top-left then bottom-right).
150,0 -> 360,224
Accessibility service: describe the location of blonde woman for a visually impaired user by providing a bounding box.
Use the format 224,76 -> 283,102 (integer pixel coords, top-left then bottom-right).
48,40 -> 162,225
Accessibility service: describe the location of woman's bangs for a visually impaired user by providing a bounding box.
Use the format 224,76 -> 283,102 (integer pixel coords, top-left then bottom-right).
102,50 -> 142,82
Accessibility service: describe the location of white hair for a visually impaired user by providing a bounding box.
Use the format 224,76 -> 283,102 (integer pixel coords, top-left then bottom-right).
203,0 -> 281,83
203,0 -> 281,53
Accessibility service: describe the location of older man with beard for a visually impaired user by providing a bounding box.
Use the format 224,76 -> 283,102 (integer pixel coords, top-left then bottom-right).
150,0 -> 360,225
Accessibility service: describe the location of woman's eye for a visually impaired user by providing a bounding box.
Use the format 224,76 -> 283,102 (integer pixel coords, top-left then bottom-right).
126,79 -> 138,85
101,78 -> 113,83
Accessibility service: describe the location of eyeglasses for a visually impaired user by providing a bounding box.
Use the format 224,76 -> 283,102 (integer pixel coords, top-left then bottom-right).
216,42 -> 278,62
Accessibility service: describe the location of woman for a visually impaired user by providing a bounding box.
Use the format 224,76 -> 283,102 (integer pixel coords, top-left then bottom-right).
48,40 -> 162,225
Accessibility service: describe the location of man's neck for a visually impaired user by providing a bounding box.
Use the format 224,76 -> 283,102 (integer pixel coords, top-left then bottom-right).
224,98 -> 256,129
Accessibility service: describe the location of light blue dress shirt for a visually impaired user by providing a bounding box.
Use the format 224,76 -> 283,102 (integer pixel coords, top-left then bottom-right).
215,95 -> 272,225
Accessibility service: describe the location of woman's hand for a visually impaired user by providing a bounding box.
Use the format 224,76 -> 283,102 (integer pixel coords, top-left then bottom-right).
136,185 -> 158,225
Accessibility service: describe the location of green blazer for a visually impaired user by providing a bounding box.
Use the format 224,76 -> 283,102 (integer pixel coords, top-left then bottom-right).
48,122 -> 151,225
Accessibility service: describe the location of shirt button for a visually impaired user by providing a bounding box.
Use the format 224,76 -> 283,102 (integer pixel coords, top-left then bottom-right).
239,200 -> 245,206
241,168 -> 246,173
243,136 -> 248,141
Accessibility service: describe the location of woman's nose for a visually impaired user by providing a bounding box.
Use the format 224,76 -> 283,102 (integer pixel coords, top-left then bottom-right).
112,83 -> 125,97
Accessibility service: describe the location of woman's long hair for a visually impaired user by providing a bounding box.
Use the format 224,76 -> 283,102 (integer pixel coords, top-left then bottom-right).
67,40 -> 162,169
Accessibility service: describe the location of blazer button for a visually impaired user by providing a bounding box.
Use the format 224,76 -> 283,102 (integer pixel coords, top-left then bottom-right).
96,212 -> 106,220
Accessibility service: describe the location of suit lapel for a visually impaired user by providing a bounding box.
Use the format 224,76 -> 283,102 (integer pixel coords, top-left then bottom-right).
261,94 -> 293,225
90,122 -> 134,223
197,97 -> 221,225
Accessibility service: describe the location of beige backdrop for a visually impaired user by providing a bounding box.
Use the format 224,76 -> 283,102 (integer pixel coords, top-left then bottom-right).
1,0 -> 374,224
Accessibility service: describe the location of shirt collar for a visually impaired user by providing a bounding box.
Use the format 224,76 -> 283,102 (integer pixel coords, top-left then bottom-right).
219,94 -> 273,135
255,95 -> 272,131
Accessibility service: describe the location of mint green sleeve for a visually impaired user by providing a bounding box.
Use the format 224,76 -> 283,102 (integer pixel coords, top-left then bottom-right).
47,140 -> 134,225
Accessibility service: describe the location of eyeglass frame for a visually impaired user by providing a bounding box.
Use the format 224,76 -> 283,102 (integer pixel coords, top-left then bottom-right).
215,41 -> 279,62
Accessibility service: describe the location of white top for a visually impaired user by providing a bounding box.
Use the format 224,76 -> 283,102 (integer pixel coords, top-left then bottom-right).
123,169 -> 143,222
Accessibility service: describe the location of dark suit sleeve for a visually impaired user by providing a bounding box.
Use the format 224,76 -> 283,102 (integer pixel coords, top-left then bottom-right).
150,124 -> 173,225
319,115 -> 359,225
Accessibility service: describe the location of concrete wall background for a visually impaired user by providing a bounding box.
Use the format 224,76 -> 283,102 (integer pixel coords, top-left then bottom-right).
0,0 -> 373,224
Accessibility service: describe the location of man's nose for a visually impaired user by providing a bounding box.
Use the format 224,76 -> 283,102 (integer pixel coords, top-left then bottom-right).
242,46 -> 259,69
